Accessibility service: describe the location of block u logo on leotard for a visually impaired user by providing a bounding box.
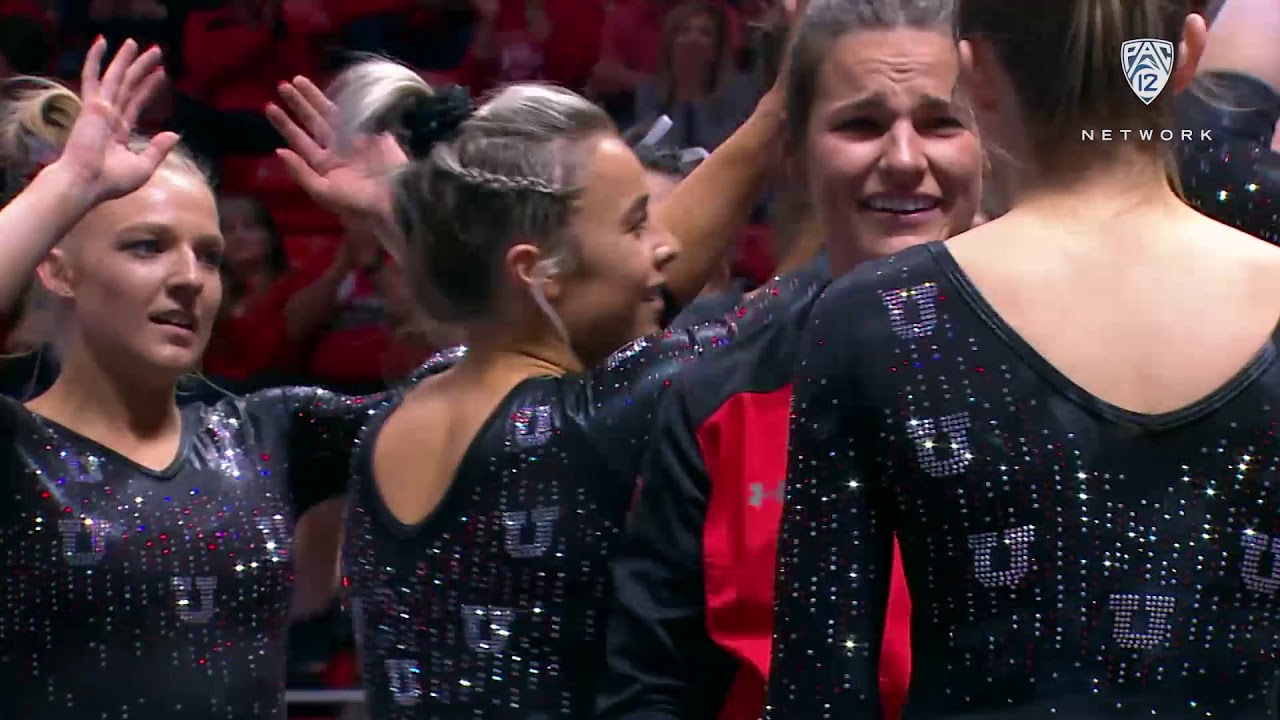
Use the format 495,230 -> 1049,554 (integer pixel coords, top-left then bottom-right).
512,405 -> 554,448
1241,529 -> 1280,594
172,575 -> 217,624
1109,593 -> 1176,650
58,516 -> 107,566
502,506 -> 559,558
905,412 -> 974,477
461,605 -> 516,654
967,525 -> 1035,588
384,659 -> 422,706
879,282 -> 939,339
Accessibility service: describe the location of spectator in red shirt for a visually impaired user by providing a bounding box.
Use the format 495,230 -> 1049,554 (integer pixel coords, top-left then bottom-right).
175,0 -> 342,239
286,222 -> 405,394
200,194 -> 298,388
174,0 -> 331,162
180,0 -> 330,114
595,0 -> 684,87
439,0 -> 605,94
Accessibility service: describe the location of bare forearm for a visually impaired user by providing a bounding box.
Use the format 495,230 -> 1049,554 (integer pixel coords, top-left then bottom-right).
0,165 -> 96,313
653,92 -> 784,304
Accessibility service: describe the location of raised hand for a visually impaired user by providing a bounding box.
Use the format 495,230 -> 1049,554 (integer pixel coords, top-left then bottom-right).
55,37 -> 178,205
763,0 -> 809,93
266,76 -> 408,220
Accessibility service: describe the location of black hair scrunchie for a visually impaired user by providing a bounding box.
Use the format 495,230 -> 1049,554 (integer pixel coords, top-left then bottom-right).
401,84 -> 474,158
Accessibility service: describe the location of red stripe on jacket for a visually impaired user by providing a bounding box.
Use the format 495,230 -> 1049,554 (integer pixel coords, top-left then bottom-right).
698,386 -> 912,719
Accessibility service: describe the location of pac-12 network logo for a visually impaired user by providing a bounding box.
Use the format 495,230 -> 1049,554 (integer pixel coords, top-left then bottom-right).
1121,38 -> 1175,105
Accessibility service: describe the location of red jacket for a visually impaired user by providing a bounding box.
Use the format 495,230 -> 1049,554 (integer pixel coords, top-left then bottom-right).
599,265 -> 911,719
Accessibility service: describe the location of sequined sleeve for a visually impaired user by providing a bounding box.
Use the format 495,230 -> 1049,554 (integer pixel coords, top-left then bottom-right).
582,320 -> 736,482
249,348 -> 465,515
404,345 -> 467,385
240,386 -> 389,515
765,285 -> 893,720
1176,71 -> 1280,244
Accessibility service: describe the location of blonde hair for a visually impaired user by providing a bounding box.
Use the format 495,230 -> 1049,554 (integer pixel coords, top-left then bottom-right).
330,58 -> 615,324
0,77 -> 79,206
0,75 -> 209,356
0,76 -> 206,206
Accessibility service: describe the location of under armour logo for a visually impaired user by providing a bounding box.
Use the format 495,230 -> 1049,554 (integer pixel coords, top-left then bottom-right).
748,480 -> 784,507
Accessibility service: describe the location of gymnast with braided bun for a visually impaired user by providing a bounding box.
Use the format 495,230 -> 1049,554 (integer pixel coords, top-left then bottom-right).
249,3 -> 805,712
245,7 -> 805,705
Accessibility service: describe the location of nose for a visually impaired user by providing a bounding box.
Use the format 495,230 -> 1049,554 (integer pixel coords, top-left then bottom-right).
653,226 -> 681,273
879,122 -> 928,183
165,248 -> 206,300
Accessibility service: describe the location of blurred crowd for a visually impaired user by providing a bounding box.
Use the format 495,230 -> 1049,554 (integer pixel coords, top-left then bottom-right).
0,0 -> 780,402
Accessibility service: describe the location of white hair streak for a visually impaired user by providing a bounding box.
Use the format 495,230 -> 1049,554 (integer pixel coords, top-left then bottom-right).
328,55 -> 434,155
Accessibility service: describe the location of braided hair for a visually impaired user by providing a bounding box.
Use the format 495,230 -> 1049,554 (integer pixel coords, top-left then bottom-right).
330,60 -> 615,324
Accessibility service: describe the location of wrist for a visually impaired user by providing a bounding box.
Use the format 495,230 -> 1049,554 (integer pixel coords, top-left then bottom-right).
27,162 -> 99,218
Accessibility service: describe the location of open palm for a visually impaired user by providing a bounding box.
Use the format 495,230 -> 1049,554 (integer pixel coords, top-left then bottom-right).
267,76 -> 408,220
58,37 -> 178,205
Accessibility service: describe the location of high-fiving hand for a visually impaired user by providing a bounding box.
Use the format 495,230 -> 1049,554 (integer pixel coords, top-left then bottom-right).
55,37 -> 177,206
266,76 -> 408,221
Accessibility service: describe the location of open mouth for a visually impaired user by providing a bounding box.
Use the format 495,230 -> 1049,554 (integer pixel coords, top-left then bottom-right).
149,309 -> 196,333
859,193 -> 943,215
645,285 -> 667,311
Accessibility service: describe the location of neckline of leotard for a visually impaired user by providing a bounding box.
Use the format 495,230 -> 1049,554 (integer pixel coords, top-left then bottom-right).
928,240 -> 1280,431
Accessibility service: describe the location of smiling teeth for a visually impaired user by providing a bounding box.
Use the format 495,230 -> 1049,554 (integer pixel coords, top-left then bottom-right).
866,197 -> 937,212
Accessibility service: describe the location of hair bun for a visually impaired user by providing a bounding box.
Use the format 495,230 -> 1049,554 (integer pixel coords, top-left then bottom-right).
0,76 -> 82,206
402,85 -> 473,157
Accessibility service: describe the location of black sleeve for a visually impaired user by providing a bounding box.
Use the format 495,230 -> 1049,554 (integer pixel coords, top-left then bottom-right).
403,345 -> 467,385
248,386 -> 392,516
252,348 -> 463,515
1176,71 -> 1280,243
667,288 -> 743,330
597,379 -> 738,719
585,319 -> 737,479
765,287 -> 892,720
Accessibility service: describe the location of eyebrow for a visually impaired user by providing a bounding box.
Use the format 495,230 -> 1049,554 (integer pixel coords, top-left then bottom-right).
830,91 -> 956,114
621,194 -> 650,227
116,222 -> 173,237
117,222 -> 223,245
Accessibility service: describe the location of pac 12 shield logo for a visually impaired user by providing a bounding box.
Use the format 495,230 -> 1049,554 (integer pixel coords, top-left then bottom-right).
1121,38 -> 1175,105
